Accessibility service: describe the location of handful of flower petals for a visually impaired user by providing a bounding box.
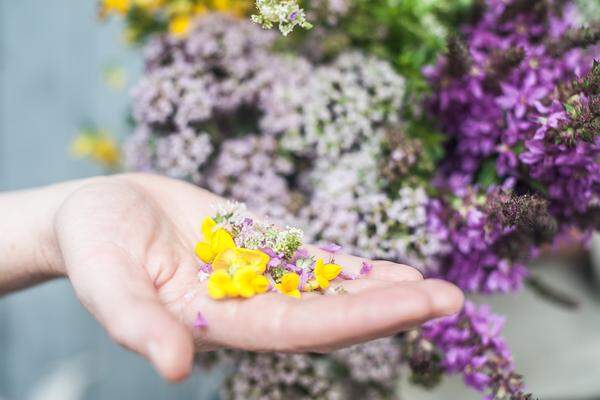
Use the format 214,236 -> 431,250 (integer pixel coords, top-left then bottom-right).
195,204 -> 348,300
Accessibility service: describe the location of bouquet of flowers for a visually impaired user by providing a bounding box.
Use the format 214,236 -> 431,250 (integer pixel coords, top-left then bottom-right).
94,0 -> 599,398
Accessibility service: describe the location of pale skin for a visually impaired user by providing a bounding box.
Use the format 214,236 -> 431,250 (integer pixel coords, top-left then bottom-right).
0,173 -> 463,382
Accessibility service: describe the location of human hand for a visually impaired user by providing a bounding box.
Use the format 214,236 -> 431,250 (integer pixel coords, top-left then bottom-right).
42,174 -> 462,382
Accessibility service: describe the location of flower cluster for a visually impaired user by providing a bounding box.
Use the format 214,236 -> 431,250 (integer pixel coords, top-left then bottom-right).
218,337 -> 404,400
420,301 -> 531,399
425,0 -> 599,226
206,135 -> 294,220
251,0 -> 313,36
195,203 -> 349,299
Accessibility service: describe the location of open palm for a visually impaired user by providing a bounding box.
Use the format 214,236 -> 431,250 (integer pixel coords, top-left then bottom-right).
54,173 -> 463,382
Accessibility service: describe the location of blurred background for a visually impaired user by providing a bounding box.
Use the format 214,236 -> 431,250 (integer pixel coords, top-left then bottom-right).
1,1 -> 600,399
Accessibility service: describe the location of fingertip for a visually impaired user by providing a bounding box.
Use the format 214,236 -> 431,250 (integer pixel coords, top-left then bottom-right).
422,279 -> 464,317
148,326 -> 195,383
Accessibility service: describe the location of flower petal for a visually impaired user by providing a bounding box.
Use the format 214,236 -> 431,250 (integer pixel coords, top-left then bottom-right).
252,275 -> 270,294
211,228 -> 236,254
195,241 -> 215,263
322,263 -> 342,280
235,248 -> 269,274
212,248 -> 239,270
201,217 -> 217,241
193,312 -> 208,329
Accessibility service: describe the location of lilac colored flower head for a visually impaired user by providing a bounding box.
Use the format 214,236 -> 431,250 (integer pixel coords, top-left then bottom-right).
320,243 -> 342,253
193,311 -> 209,329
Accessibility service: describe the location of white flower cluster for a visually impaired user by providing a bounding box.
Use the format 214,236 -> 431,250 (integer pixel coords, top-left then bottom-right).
155,128 -> 212,182
252,0 -> 313,36
264,52 -> 406,158
207,135 -> 294,220
299,138 -> 446,270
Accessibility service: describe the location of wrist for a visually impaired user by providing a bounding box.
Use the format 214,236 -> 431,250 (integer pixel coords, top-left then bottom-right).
0,177 -> 99,294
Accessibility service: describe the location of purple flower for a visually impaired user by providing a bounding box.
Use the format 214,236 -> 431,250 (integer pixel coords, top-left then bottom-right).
496,71 -> 549,118
320,243 -> 342,253
422,301 -> 529,399
360,261 -> 374,276
193,311 -> 209,329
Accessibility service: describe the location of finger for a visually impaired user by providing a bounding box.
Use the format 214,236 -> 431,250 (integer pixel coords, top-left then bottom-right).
197,278 -> 462,352
62,242 -> 194,382
324,279 -> 395,295
305,245 -> 423,282
284,279 -> 463,352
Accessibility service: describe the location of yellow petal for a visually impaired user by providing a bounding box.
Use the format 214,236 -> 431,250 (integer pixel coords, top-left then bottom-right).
237,285 -> 255,298
211,229 -> 236,254
322,263 -> 342,281
201,217 -> 217,241
233,266 -> 257,298
317,276 -> 330,290
288,289 -> 301,299
195,241 -> 215,263
252,275 -> 269,294
212,248 -> 239,270
208,283 -> 226,299
235,248 -> 269,274
281,272 -> 300,292
314,258 -> 325,276
193,3 -> 208,14
169,14 -> 191,38
207,270 -> 232,299
226,282 -> 239,297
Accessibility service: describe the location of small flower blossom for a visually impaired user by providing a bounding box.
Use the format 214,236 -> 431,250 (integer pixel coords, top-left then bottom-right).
309,258 -> 342,290
193,311 -> 209,329
207,270 -> 237,299
251,0 -> 313,36
168,14 -> 192,38
194,220 -> 236,264
276,272 -> 302,298
319,243 -> 342,253
360,261 -> 373,276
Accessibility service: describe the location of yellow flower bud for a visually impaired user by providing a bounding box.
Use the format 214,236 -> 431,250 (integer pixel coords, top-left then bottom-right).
276,272 -> 301,298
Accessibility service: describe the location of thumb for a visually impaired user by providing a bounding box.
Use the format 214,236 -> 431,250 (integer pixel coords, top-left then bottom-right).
63,242 -> 194,382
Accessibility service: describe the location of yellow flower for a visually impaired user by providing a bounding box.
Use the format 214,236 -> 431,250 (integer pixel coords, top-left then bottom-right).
194,222 -> 235,264
71,131 -> 120,169
133,0 -> 164,11
310,258 -> 342,290
213,0 -> 232,12
102,0 -> 131,15
211,0 -> 251,17
169,14 -> 192,38
193,3 -> 208,15
212,247 -> 269,274
166,0 -> 193,15
233,266 -> 269,298
201,217 -> 217,241
207,270 -> 237,299
276,272 -> 301,298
